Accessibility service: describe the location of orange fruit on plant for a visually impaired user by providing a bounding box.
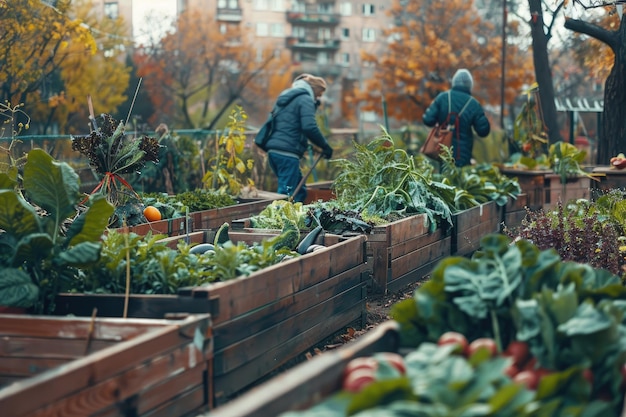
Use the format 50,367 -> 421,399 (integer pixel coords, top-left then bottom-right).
143,205 -> 162,222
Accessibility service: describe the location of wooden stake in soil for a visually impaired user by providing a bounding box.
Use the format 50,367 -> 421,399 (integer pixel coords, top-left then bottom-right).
83,307 -> 98,355
123,220 -> 131,319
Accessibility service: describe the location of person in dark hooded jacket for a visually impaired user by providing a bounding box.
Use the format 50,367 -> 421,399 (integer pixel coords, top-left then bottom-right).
264,74 -> 333,202
423,69 -> 491,167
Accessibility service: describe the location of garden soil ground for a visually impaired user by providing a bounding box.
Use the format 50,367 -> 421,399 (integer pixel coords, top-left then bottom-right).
314,277 -> 427,352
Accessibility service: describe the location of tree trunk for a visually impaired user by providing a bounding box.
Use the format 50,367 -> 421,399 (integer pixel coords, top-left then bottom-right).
528,0 -> 562,145
564,15 -> 626,164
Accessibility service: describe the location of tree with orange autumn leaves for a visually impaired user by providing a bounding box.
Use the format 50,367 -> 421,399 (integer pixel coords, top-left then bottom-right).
356,0 -> 534,128
0,0 -> 131,134
134,8 -> 296,130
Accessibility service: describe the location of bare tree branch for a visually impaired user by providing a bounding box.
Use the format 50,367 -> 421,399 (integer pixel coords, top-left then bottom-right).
564,17 -> 618,51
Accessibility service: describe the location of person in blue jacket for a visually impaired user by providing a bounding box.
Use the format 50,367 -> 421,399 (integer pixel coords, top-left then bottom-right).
264,74 -> 334,202
423,69 -> 491,167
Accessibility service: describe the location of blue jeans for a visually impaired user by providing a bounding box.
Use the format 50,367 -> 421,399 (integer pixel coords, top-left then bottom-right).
268,152 -> 306,202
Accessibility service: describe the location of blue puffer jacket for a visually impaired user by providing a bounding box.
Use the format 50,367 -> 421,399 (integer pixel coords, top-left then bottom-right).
423,86 -> 491,166
264,82 -> 331,158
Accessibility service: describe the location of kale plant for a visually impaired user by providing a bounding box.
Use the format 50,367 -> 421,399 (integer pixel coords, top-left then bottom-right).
332,130 -> 456,231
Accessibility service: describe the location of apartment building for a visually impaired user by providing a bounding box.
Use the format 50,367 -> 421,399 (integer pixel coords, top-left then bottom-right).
176,0 -> 391,127
90,0 -> 133,33
87,0 -> 391,127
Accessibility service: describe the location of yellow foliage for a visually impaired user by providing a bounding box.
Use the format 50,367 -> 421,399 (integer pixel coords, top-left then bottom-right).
2,0 -> 128,133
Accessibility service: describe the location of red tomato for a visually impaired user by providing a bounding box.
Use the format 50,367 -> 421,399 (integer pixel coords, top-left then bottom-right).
513,370 -> 539,389
504,341 -> 530,367
342,368 -> 377,392
582,368 -> 594,386
437,332 -> 469,355
523,357 -> 538,371
467,338 -> 498,357
343,357 -> 378,378
375,352 -> 406,375
505,363 -> 520,378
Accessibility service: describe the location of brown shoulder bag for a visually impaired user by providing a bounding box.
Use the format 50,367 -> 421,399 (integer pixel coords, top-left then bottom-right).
421,92 -> 471,160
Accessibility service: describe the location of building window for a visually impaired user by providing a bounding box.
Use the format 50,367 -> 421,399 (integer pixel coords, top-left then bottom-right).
362,111 -> 377,122
254,0 -> 268,10
292,1 -> 305,12
104,2 -> 118,19
256,22 -> 269,36
341,28 -> 350,40
340,53 -> 350,66
339,2 -> 352,16
362,28 -> 376,42
318,3 -> 333,13
270,23 -> 284,36
219,0 -> 239,7
270,0 -> 285,11
362,4 -> 375,16
318,27 -> 331,40
317,52 -> 330,65
292,26 -> 305,38
220,24 -> 227,34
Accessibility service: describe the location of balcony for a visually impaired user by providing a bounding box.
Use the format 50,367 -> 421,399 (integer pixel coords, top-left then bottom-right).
286,11 -> 341,25
285,37 -> 341,50
305,64 -> 344,78
217,7 -> 243,22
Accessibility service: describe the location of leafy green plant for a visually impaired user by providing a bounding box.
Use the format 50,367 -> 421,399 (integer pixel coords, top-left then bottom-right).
71,113 -> 161,206
391,234 -> 626,415
75,227 -> 300,295
438,147 -> 521,208
250,200 -> 310,229
512,83 -> 548,160
548,141 -> 597,184
202,106 -> 255,196
169,189 -> 236,212
332,130 -> 456,231
0,149 -> 114,312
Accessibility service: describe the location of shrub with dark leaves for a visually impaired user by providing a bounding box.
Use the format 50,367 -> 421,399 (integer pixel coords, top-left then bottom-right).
506,200 -> 625,278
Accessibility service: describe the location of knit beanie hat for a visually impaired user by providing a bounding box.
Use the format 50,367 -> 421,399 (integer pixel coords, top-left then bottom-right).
452,69 -> 474,91
294,73 -> 327,92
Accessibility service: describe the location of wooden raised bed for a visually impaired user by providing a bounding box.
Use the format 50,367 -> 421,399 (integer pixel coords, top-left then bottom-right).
108,194 -> 283,238
232,213 -> 450,295
0,314 -> 213,417
365,214 -> 450,294
501,193 -> 528,232
452,201 -> 501,257
543,173 -> 592,210
591,166 -> 626,193
190,194 -> 284,230
303,180 -> 335,204
54,230 -> 368,407
201,320 -> 401,417
500,168 -> 548,211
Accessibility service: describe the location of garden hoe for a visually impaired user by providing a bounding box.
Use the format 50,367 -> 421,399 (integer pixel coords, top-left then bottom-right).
289,151 -> 324,203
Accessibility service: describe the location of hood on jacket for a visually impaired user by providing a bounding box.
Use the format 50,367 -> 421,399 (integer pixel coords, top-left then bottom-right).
275,81 -> 314,107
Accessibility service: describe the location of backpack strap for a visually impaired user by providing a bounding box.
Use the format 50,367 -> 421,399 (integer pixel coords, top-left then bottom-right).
445,92 -> 473,160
